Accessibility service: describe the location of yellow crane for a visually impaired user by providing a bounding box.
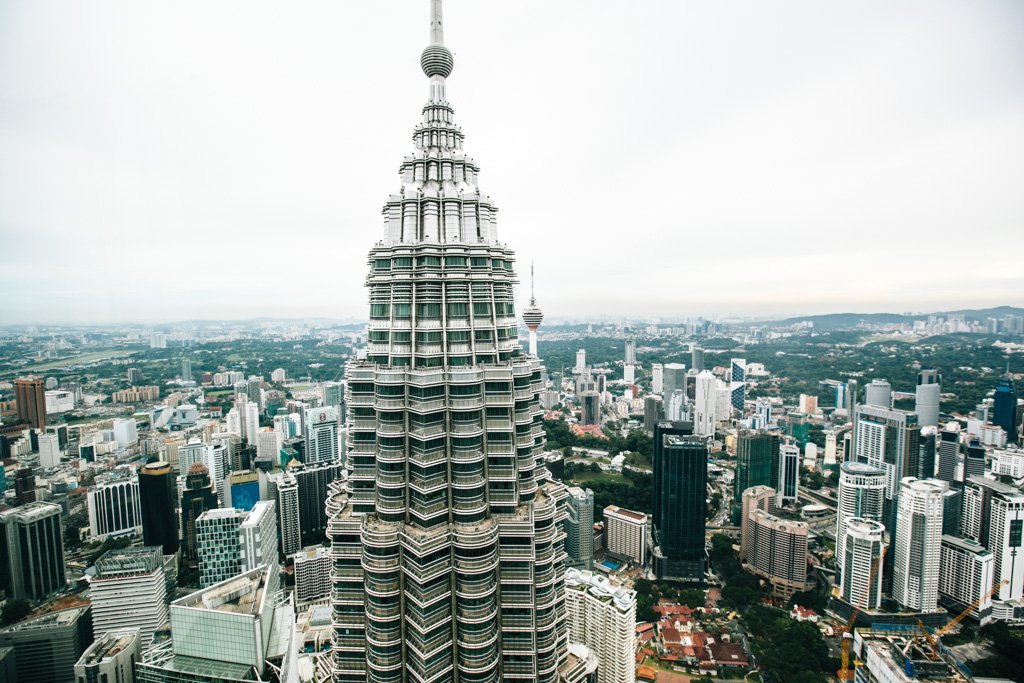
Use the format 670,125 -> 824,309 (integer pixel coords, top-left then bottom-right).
918,579 -> 1010,653
838,545 -> 887,682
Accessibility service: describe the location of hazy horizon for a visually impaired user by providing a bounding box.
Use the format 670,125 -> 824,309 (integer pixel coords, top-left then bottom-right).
2,1 -> 1022,324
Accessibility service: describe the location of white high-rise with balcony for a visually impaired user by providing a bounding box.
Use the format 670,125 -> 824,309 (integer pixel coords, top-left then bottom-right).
327,3 -> 570,681
564,569 -> 636,683
892,477 -> 945,612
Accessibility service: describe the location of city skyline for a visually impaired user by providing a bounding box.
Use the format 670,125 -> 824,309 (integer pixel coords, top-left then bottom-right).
2,1 -> 1023,324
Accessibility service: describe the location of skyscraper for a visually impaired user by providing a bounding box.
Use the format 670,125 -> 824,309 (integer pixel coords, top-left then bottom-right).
87,469 -> 142,539
936,421 -> 961,483
138,461 -> 179,555
565,486 -> 594,570
993,375 -> 1019,444
0,501 -> 66,601
274,471 -> 302,556
730,358 -> 746,411
14,376 -> 46,429
651,423 -> 707,583
693,370 -> 717,437
864,378 -> 892,408
662,363 -> 688,413
964,439 -> 986,480
330,4 -> 570,679
892,477 -> 945,612
835,461 -> 885,580
741,507 -> 811,599
564,569 -> 636,683
853,403 -> 920,519
179,462 -> 217,565
732,431 -> 777,521
839,517 -> 886,611
89,545 -> 169,647
939,535 -> 995,624
915,369 -> 941,428
917,425 -> 937,480
304,406 -> 340,465
777,443 -> 800,506
651,363 -> 664,395
691,345 -> 705,373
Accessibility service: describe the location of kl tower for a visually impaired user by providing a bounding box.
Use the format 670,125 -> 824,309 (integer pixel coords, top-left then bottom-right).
522,263 -> 544,357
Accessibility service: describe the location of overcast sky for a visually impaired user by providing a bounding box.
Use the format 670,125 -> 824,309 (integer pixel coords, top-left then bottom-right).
1,1 -> 1022,325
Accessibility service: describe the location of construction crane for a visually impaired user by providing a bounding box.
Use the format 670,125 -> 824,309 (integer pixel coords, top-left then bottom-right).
838,545 -> 887,682
917,579 -> 1010,653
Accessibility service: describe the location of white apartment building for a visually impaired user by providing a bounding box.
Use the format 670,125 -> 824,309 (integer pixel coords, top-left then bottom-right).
892,477 -> 945,612
564,569 -> 636,683
840,518 -> 886,611
939,535 -> 996,624
294,546 -> 331,605
835,462 -> 886,580
239,500 -> 278,574
604,505 -> 647,565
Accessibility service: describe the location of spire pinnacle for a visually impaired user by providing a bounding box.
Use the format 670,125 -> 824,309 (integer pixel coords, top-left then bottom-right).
530,261 -> 536,304
430,0 -> 444,45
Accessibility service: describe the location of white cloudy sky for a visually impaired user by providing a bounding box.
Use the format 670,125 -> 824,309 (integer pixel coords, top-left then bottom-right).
1,1 -> 1022,324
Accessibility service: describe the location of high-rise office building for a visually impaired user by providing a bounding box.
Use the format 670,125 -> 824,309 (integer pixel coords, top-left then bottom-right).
936,422 -> 961,483
691,345 -> 705,373
0,501 -> 66,601
195,508 -> 245,587
864,378 -> 892,408
835,461 -> 885,580
963,476 -> 1024,603
74,630 -> 141,683
564,569 -> 637,683
651,423 -> 707,582
892,477 -> 945,612
576,349 -> 587,372
964,439 -> 987,480
730,358 -> 746,411
275,471 -> 302,556
604,506 -> 648,565
624,339 -> 636,366
255,428 -> 284,467
917,425 -> 937,479
89,546 -> 169,647
138,461 -> 179,555
777,443 -> 800,506
643,394 -> 664,434
38,432 -> 61,468
651,363 -> 664,395
915,369 -> 941,428
87,470 -> 142,539
327,4 -> 571,680
839,517 -> 886,611
663,363 -> 687,405
179,462 -> 217,565
732,431 -> 777,520
853,404 -> 921,517
304,406 -> 339,465
565,486 -> 594,569
323,380 -> 346,416
292,460 -> 342,546
14,376 -> 46,429
694,370 -> 717,437
939,535 -> 995,624
993,375 -> 1019,444
181,358 -> 193,383
579,391 -> 601,426
0,605 -> 92,683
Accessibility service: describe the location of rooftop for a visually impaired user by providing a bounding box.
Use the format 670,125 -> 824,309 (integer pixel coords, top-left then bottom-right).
566,567 -> 636,612
79,630 -> 139,666
174,565 -> 269,617
605,505 -> 647,522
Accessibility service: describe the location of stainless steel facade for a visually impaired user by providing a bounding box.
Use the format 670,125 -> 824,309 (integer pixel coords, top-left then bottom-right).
328,2 -> 569,682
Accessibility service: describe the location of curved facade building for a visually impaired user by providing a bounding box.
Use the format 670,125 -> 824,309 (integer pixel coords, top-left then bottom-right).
328,3 -> 569,682
835,461 -> 885,581
839,517 -> 886,611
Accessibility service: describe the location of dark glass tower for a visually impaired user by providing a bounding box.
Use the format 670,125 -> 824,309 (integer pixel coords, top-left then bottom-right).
993,375 -> 1018,444
651,421 -> 707,583
138,461 -> 179,555
180,462 -> 217,566
732,430 -> 778,523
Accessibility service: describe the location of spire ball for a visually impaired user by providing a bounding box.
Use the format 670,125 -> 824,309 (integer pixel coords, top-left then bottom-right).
421,44 -> 454,79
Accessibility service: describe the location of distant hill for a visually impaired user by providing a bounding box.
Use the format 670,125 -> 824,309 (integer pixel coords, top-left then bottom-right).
762,306 -> 1024,330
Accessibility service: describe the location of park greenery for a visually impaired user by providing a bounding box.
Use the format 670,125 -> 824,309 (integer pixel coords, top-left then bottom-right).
742,605 -> 834,683
633,578 -> 705,623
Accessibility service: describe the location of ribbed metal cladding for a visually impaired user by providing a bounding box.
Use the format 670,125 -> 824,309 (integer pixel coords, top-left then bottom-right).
328,4 -> 569,681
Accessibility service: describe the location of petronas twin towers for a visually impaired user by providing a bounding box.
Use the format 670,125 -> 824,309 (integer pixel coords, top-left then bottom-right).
327,2 -> 571,681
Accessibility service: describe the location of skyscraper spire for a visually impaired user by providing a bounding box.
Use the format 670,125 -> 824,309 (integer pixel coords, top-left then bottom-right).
523,262 -> 544,357
329,3 -> 570,681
